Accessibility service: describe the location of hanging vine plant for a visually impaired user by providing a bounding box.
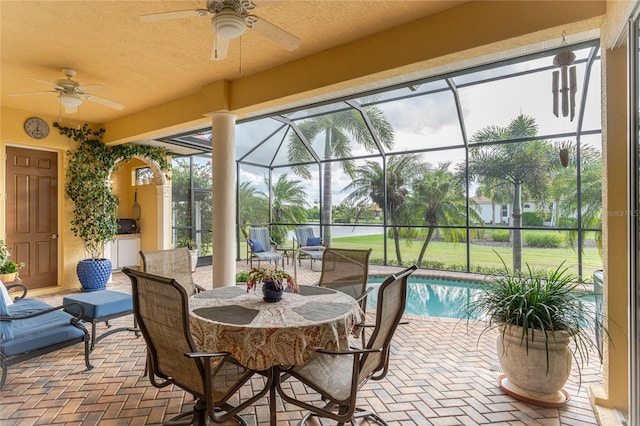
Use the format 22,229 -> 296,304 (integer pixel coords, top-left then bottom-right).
55,123 -> 171,259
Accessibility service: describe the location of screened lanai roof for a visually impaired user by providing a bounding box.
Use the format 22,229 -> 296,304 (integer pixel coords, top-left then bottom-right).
159,38 -> 601,166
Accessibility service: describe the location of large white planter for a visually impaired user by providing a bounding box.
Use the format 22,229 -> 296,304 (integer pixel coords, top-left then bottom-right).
189,249 -> 199,272
497,325 -> 572,407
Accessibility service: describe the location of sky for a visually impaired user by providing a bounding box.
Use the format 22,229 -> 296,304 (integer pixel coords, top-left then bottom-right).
235,45 -> 602,206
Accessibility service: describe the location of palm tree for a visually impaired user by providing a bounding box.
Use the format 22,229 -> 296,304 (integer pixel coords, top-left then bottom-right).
287,107 -> 394,246
468,114 -> 552,271
238,181 -> 268,240
343,154 -> 427,263
411,162 -> 480,264
269,174 -> 309,245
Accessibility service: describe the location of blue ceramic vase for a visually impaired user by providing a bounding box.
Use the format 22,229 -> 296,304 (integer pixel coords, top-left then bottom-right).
77,258 -> 111,292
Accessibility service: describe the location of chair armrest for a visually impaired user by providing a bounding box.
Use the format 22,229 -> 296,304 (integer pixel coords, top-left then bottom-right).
6,283 -> 27,301
194,283 -> 207,293
354,287 -> 373,305
315,346 -> 384,356
0,302 -> 86,322
185,351 -> 232,359
298,245 -> 325,251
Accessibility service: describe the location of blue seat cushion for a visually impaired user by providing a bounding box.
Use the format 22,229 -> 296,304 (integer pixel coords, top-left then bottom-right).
249,238 -> 264,253
63,290 -> 132,321
1,299 -> 85,356
307,237 -> 322,246
254,251 -> 282,260
301,249 -> 324,260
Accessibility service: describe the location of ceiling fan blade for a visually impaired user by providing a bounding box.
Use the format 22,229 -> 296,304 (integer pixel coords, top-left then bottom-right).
84,94 -> 124,110
77,84 -> 106,93
9,91 -> 57,97
211,34 -> 230,61
27,77 -> 64,90
251,16 -> 300,51
141,9 -> 209,22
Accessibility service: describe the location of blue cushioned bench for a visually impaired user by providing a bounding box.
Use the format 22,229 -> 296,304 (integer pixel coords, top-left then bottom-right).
1,283 -> 93,389
63,290 -> 139,351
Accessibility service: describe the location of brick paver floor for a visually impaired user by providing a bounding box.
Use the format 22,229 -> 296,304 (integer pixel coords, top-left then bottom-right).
0,261 -> 601,425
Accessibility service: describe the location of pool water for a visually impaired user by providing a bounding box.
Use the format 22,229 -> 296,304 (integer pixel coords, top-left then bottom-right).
366,277 -> 480,319
365,276 -> 596,319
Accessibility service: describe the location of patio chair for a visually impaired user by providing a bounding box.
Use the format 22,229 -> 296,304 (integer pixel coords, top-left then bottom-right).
248,227 -> 283,268
122,268 -> 268,425
140,247 -> 205,295
318,248 -> 373,346
294,226 -> 325,270
276,265 -> 417,425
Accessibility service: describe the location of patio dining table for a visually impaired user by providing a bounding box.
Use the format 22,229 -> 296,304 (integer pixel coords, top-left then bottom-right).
188,284 -> 363,425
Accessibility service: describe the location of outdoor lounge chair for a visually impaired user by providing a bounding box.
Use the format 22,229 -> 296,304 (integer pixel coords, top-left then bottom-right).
0,282 -> 93,389
248,227 -> 283,268
294,226 -> 325,270
122,268 -> 268,425
140,247 -> 205,295
276,265 -> 417,425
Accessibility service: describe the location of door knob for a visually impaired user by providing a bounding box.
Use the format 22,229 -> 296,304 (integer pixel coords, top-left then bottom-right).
50,233 -> 58,240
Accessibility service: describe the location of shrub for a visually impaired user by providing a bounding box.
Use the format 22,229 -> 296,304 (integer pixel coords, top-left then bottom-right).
524,232 -> 562,248
522,211 -> 544,226
235,271 -> 249,282
491,230 -> 510,242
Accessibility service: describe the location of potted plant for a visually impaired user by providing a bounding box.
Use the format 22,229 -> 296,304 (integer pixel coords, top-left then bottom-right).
0,240 -> 25,283
246,267 -> 299,302
235,270 -> 249,284
56,123 -> 171,291
177,237 -> 199,272
462,257 -> 606,407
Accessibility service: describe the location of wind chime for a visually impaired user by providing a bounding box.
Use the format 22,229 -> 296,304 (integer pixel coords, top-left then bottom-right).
552,33 -> 576,167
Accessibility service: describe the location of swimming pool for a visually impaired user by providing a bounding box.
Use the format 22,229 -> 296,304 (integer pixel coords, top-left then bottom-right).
366,276 -> 481,319
365,276 -> 596,319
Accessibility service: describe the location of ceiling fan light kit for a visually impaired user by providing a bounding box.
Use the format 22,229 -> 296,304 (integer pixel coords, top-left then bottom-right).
214,10 -> 247,39
59,93 -> 82,108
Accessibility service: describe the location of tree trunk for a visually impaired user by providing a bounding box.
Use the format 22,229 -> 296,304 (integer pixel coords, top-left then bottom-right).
512,182 -> 522,271
417,226 -> 436,264
392,226 -> 402,264
322,130 -> 333,246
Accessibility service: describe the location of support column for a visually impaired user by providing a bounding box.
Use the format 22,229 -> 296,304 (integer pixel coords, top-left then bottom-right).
589,41 -> 629,423
157,185 -> 171,249
210,112 -> 237,288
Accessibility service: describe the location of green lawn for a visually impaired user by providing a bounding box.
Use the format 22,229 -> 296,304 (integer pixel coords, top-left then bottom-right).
330,234 -> 602,280
239,233 -> 602,281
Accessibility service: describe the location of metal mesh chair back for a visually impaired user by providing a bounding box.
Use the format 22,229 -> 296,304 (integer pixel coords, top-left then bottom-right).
125,268 -> 205,395
140,248 -> 197,296
318,248 -> 372,299
358,265 -> 416,383
294,227 -> 317,247
249,227 -> 271,252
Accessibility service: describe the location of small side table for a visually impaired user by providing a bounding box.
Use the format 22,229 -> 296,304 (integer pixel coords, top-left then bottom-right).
277,247 -> 295,267
63,290 -> 140,351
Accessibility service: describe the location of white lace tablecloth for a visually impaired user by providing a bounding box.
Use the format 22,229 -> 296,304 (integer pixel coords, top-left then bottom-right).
189,284 -> 363,370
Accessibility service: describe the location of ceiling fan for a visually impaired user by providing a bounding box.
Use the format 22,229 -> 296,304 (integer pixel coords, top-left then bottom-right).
10,68 -> 124,113
141,0 -> 301,61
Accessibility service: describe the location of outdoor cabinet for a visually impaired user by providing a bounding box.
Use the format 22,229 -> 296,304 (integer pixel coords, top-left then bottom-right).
106,235 -> 140,270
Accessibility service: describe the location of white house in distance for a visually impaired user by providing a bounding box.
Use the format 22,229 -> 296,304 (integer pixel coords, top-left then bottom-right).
471,196 -> 553,226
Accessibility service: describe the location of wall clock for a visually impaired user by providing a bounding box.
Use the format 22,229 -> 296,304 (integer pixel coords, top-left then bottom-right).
24,117 -> 49,139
